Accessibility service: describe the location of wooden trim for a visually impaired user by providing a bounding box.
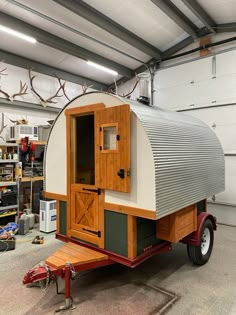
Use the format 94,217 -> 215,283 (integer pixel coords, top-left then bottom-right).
21,176 -> 44,182
70,117 -> 76,185
44,191 -> 67,201
104,202 -> 156,220
66,114 -> 72,235
128,215 -> 137,259
70,229 -> 100,245
56,199 -> 60,234
65,103 -> 105,116
98,190 -> 105,249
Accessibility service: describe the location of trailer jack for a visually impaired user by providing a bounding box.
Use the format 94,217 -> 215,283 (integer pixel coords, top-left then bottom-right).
23,262 -> 76,312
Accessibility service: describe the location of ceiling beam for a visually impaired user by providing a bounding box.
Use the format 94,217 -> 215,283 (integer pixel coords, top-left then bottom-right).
53,0 -> 162,60
0,49 -> 108,90
151,0 -> 198,39
216,23 -> 236,33
0,12 -> 134,78
181,0 -> 216,34
162,36 -> 194,59
0,97 -> 60,114
113,27 -> 211,88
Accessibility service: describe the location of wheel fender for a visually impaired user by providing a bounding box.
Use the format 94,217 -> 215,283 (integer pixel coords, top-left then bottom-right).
182,212 -> 216,246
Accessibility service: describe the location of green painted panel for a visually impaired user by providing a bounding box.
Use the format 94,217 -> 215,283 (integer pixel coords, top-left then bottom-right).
197,200 -> 205,214
137,218 -> 162,255
137,218 -> 156,241
105,210 -> 128,257
59,201 -> 67,236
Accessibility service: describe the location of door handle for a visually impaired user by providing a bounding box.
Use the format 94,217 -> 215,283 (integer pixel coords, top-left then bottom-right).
117,169 -> 125,178
82,188 -> 101,195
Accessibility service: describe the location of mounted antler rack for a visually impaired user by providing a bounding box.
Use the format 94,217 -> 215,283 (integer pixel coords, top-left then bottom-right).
82,82 -> 93,94
0,80 -> 28,101
57,76 -> 70,101
0,61 -> 7,77
110,77 -> 141,98
29,69 -> 66,106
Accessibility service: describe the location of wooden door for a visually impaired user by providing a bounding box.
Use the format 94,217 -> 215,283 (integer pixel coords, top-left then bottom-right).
70,184 -> 102,245
95,104 -> 130,192
66,104 -> 106,245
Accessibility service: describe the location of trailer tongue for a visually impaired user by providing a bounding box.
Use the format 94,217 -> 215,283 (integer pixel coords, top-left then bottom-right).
23,242 -> 113,312
22,240 -> 173,312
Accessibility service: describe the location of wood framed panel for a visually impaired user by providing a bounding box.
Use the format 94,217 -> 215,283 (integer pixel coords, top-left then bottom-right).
156,204 -> 197,243
70,184 -> 100,245
95,104 -> 131,192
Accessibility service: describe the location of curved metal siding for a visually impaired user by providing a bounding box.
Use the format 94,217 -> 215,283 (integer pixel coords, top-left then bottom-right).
127,100 -> 225,219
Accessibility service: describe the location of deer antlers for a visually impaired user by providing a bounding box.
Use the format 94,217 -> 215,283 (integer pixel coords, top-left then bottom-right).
0,80 -> 28,101
12,81 -> 28,99
82,82 -> 93,94
57,76 -> 70,101
29,69 -> 66,106
110,77 -> 141,98
0,61 -> 7,78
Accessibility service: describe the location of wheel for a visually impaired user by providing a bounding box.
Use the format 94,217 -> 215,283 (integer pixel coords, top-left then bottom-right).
187,219 -> 214,265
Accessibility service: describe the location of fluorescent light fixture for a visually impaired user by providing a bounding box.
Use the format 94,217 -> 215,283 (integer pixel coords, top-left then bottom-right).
87,61 -> 118,76
0,25 -> 37,44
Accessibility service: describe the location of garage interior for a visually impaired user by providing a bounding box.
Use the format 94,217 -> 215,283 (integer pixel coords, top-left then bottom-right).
0,1 -> 236,314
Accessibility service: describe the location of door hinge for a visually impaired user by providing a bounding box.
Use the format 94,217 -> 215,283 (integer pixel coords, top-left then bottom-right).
100,127 -> 102,131
127,169 -> 130,176
82,187 -> 101,195
82,228 -> 101,237
116,134 -> 120,141
100,146 -> 102,150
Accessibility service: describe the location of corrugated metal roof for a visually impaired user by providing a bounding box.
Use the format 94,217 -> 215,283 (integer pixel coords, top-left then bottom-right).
127,99 -> 225,218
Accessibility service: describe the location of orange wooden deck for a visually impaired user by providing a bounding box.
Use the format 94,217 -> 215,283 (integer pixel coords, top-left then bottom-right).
46,242 -> 109,269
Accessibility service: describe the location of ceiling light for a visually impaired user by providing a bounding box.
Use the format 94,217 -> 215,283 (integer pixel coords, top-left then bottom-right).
0,25 -> 37,43
87,61 -> 118,76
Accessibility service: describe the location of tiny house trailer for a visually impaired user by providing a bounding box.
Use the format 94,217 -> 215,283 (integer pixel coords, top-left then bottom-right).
23,92 -> 224,311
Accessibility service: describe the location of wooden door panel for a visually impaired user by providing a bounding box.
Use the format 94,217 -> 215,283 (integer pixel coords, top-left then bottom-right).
71,186 -> 98,234
95,104 -> 130,192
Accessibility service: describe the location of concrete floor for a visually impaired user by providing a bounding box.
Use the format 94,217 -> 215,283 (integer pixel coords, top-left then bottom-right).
1,224 -> 236,315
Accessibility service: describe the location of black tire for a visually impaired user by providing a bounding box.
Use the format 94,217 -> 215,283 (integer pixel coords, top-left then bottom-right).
187,219 -> 214,265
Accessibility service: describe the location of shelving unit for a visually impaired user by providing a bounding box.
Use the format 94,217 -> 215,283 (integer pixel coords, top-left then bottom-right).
0,143 -> 19,224
21,176 -> 44,182
19,141 -> 45,213
0,210 -> 17,218
0,141 -> 46,218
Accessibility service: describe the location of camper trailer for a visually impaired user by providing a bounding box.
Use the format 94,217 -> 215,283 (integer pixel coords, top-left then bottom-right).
45,91 -> 224,260
24,92 -> 224,309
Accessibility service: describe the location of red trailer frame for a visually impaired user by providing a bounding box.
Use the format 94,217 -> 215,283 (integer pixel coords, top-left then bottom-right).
23,212 -> 216,312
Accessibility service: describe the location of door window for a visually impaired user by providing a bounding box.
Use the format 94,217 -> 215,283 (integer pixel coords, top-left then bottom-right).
101,123 -> 118,152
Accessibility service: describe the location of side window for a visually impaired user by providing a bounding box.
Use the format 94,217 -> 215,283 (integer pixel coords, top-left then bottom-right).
100,123 -> 118,152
